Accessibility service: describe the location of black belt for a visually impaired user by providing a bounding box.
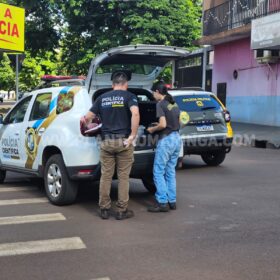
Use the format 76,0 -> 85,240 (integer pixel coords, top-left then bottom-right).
101,134 -> 129,140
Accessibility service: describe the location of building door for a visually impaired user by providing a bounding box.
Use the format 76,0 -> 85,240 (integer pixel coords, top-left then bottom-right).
217,83 -> 227,106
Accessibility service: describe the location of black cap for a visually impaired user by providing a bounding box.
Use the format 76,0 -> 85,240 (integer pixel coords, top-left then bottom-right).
111,69 -> 132,81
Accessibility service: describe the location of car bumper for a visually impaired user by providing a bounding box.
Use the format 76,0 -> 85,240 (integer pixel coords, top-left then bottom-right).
67,151 -> 155,181
182,136 -> 233,155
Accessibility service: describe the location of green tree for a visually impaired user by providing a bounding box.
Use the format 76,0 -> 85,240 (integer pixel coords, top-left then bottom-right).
59,0 -> 202,74
19,51 -> 58,91
0,54 -> 15,94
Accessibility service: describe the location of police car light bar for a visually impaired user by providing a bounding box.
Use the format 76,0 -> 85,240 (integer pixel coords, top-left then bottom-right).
41,75 -> 86,82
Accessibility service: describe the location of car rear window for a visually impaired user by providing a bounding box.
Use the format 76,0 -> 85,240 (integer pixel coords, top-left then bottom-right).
173,94 -> 222,112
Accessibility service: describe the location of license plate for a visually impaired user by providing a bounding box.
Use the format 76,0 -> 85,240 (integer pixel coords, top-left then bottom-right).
196,125 -> 214,132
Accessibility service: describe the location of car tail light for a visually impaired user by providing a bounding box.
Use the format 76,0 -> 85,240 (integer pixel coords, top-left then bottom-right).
78,169 -> 93,175
223,110 -> 231,122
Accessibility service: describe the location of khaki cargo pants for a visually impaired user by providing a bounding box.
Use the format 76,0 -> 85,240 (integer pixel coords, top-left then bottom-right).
99,139 -> 134,211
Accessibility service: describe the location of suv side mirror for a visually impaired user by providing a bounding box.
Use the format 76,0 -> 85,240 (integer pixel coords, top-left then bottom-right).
0,114 -> 3,124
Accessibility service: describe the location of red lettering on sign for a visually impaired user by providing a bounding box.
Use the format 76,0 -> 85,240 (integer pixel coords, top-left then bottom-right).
11,24 -> 19,37
0,21 -> 6,35
7,22 -> 11,35
4,8 -> 12,19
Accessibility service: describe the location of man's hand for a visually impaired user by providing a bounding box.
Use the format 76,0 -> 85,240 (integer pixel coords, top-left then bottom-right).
81,111 -> 96,125
80,115 -> 87,125
124,135 -> 135,148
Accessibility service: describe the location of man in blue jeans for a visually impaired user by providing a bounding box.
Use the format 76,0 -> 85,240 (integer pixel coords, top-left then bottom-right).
147,82 -> 182,212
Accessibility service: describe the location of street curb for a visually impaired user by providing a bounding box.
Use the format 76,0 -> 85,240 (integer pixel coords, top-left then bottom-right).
234,136 -> 280,150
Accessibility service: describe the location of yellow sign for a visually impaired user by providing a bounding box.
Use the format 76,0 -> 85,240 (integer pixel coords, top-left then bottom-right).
0,3 -> 25,52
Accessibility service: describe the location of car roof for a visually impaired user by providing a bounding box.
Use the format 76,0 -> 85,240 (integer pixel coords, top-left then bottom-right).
169,89 -> 215,96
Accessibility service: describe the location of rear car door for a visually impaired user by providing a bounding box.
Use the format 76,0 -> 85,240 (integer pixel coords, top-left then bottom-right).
22,92 -> 53,170
0,96 -> 33,168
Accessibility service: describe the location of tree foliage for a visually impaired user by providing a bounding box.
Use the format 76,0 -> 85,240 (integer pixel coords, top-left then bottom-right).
59,0 -> 202,74
0,0 -> 202,90
19,51 -> 58,91
0,54 -> 15,92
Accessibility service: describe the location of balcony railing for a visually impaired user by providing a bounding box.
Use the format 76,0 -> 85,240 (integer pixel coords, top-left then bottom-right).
203,0 -> 280,36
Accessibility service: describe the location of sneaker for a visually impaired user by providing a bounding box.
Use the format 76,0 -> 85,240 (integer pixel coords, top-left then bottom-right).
100,209 -> 110,219
116,209 -> 134,220
169,202 -> 177,210
147,203 -> 169,213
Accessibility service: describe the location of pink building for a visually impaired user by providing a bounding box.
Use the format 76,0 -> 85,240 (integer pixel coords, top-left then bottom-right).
197,0 -> 280,126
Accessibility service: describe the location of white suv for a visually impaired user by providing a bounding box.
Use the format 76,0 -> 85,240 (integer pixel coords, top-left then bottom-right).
0,45 -> 188,205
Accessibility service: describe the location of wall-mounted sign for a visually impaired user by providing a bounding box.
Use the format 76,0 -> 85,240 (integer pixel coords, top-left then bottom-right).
0,3 -> 25,52
251,13 -> 280,50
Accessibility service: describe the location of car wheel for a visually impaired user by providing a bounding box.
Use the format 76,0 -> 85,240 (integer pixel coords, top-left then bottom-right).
44,154 -> 78,205
142,176 -> 156,194
201,151 -> 226,166
0,169 -> 6,183
176,157 -> 183,170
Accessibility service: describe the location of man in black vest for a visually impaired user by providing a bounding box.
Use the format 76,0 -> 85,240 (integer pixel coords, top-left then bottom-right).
82,71 -> 140,220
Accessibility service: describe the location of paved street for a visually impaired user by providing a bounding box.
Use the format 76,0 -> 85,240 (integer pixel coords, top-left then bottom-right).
0,146 -> 279,280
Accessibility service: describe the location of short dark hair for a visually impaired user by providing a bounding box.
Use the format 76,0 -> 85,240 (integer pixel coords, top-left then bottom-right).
112,72 -> 128,85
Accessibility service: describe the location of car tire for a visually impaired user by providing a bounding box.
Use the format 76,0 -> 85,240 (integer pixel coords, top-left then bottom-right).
44,154 -> 78,205
176,157 -> 183,170
0,169 -> 6,183
142,176 -> 156,194
201,151 -> 226,166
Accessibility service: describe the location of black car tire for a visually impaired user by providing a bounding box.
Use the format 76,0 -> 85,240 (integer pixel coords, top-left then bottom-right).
142,176 -> 156,194
44,154 -> 78,205
201,151 -> 226,166
0,169 -> 6,183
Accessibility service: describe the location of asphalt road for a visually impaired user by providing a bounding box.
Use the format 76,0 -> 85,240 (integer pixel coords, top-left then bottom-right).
0,146 -> 279,280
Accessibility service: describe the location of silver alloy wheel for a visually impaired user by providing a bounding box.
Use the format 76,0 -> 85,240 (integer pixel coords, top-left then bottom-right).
47,163 -> 62,198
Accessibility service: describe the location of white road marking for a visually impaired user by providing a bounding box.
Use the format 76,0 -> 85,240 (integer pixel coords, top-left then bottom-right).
0,237 -> 86,257
0,213 -> 66,226
91,278 -> 111,280
0,187 -> 37,193
0,198 -> 48,206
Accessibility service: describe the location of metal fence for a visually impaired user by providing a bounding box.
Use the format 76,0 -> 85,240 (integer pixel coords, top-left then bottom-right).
203,0 -> 280,36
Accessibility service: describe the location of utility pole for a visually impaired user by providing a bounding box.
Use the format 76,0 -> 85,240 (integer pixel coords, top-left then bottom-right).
202,48 -> 207,91
16,54 -> 19,102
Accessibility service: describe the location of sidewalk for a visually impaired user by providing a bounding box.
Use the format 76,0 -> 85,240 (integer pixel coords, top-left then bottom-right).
231,122 -> 280,149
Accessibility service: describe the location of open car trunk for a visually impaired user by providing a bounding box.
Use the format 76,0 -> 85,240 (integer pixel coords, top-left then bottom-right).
86,45 -> 190,93
93,88 -> 157,151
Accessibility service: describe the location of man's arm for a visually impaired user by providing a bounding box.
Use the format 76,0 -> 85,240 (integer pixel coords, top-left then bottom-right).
124,105 -> 140,148
81,98 -> 99,124
130,105 -> 140,138
83,111 -> 96,124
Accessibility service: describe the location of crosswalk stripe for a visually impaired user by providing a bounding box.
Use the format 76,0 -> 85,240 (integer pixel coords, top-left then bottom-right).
0,198 -> 48,206
0,237 -> 86,257
0,213 -> 66,226
0,187 -> 38,193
